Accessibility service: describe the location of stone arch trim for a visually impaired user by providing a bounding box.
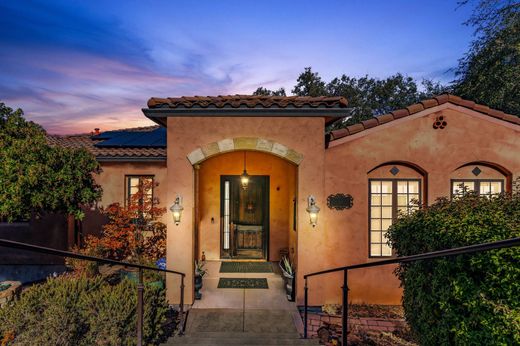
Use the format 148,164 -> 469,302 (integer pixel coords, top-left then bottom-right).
186,137 -> 304,165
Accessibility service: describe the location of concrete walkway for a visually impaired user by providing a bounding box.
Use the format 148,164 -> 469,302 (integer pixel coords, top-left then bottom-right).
192,260 -> 296,310
163,261 -> 315,344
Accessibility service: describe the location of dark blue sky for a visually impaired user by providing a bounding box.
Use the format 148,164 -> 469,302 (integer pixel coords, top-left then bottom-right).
0,0 -> 475,133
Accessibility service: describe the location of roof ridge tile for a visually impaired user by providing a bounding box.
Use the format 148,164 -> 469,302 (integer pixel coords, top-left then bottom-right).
329,94 -> 518,142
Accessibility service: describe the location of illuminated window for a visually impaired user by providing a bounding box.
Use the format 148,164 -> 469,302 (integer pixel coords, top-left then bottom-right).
369,179 -> 421,257
451,180 -> 503,198
126,175 -> 154,211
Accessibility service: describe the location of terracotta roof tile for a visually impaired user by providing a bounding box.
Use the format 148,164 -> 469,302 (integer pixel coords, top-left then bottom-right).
47,126 -> 166,160
147,95 -> 348,109
391,109 -> 409,119
434,94 -> 450,104
346,123 -> 365,135
361,118 -> 379,129
328,94 -> 519,143
330,128 -> 349,140
420,99 -> 438,109
473,104 -> 490,114
406,103 -> 424,115
487,109 -> 505,120
376,113 -> 395,124
503,114 -> 520,124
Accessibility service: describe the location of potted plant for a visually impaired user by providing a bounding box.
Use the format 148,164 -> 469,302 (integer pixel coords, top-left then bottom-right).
194,260 -> 207,300
279,256 -> 295,301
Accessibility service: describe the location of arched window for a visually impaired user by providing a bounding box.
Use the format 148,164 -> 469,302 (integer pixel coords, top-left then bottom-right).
367,162 -> 426,257
451,163 -> 510,198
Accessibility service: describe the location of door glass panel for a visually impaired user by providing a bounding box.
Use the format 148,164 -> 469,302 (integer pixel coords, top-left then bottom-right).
369,178 -> 420,257
490,181 -> 502,194
371,181 -> 381,193
381,219 -> 392,231
397,181 -> 407,193
381,207 -> 392,218
381,244 -> 392,256
371,195 -> 381,205
381,181 -> 392,193
371,231 -> 381,243
370,219 -> 381,230
371,207 -> 381,218
223,181 -> 230,250
381,194 -> 392,205
408,181 -> 419,193
370,244 -> 381,257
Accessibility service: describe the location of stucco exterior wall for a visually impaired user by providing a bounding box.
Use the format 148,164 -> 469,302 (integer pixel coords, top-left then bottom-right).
322,105 -> 520,305
166,116 -> 326,304
198,151 -> 297,261
95,161 -> 168,222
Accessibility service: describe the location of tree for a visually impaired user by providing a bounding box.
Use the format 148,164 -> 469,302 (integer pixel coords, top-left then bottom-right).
256,67 -> 450,131
252,87 -> 286,96
454,0 -> 520,115
71,179 -> 166,269
291,67 -> 327,96
0,102 -> 101,222
387,184 -> 520,345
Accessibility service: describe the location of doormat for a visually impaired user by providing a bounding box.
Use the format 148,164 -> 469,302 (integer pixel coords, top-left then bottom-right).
217,278 -> 268,289
220,262 -> 273,273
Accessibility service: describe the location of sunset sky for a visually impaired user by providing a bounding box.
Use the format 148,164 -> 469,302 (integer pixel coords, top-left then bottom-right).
1,0 -> 475,134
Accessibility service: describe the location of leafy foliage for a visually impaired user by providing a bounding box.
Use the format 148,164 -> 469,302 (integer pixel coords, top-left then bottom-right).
454,0 -> 520,115
252,86 -> 287,96
69,179 -> 166,272
0,102 -> 101,222
387,184 -> 520,345
0,276 -> 169,346
255,68 -> 450,131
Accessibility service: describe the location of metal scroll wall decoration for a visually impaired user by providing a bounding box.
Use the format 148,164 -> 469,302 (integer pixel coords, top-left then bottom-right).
327,193 -> 354,210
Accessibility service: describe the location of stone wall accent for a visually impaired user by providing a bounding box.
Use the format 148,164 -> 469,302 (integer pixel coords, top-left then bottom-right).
301,311 -> 406,338
186,137 -> 304,165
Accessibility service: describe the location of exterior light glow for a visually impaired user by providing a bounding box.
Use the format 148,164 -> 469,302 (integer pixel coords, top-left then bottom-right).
170,195 -> 184,226
241,152 -> 249,190
306,195 -> 320,227
240,170 -> 250,190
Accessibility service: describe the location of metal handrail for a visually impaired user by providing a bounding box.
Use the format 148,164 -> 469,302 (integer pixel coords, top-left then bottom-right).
0,238 -> 186,346
302,237 -> 520,345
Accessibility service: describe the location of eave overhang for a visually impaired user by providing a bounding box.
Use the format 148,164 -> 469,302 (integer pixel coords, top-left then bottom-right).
142,107 -> 348,127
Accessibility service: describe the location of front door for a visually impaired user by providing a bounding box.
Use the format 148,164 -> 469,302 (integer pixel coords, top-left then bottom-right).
220,175 -> 269,259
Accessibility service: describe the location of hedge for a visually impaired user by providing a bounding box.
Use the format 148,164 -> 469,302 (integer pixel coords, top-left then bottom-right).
387,186 -> 520,345
0,276 -> 169,346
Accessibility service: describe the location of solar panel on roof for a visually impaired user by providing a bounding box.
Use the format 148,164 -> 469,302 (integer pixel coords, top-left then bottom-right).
94,128 -> 166,148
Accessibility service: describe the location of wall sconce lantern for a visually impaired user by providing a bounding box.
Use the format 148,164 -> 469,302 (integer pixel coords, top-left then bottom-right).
170,195 -> 184,226
306,195 -> 320,227
240,151 -> 250,190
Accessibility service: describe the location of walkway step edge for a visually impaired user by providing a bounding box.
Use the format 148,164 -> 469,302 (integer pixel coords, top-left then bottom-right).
179,332 -> 301,338
165,340 -> 319,345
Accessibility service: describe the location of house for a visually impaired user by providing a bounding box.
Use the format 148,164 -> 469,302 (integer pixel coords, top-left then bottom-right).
49,94 -> 520,308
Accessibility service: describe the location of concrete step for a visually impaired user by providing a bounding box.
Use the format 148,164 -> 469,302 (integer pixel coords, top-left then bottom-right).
165,337 -> 319,345
178,332 -> 302,338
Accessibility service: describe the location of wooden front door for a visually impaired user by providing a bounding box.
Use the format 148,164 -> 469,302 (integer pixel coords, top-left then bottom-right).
220,175 -> 269,259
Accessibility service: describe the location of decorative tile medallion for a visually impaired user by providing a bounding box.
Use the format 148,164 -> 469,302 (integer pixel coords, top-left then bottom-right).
472,166 -> 482,176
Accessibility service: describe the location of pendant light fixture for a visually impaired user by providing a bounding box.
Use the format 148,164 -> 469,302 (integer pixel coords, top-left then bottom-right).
240,151 -> 250,190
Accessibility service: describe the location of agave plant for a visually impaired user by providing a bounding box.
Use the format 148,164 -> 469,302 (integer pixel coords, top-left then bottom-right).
280,256 -> 294,278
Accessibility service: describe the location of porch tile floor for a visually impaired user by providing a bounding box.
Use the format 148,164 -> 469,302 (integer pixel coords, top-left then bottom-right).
192,260 -> 296,310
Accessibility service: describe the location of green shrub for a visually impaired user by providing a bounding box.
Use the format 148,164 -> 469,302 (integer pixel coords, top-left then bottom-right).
0,275 -> 169,346
387,187 -> 520,345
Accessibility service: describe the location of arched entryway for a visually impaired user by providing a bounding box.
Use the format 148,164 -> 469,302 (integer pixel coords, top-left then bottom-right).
195,150 -> 298,262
